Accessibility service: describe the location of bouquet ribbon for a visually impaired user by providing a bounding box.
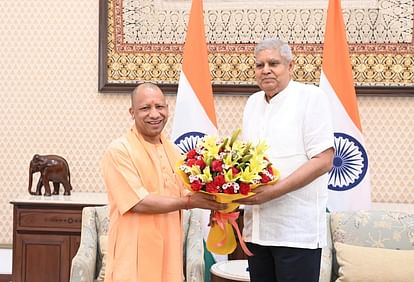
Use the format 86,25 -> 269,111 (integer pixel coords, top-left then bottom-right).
210,211 -> 253,256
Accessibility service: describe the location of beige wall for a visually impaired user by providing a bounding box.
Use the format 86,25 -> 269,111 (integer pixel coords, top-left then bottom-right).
0,0 -> 413,245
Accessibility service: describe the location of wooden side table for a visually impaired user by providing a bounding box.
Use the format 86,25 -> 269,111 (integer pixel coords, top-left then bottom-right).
10,192 -> 107,282
210,259 -> 250,282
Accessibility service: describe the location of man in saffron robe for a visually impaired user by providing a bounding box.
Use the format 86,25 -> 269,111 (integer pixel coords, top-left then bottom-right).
102,83 -> 226,282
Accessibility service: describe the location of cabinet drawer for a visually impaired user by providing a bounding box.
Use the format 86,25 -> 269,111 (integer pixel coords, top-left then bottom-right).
16,209 -> 82,232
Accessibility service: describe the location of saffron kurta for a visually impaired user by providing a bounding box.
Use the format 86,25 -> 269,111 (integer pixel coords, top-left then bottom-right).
102,125 -> 186,282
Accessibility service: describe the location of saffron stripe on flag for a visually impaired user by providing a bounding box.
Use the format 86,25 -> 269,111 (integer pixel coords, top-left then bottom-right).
322,0 -> 361,130
181,0 -> 216,127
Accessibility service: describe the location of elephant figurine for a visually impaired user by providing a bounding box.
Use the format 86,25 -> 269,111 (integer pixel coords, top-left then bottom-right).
28,154 -> 72,196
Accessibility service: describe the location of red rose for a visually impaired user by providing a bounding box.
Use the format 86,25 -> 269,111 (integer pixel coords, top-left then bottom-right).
206,182 -> 219,193
224,185 -> 235,194
231,166 -> 240,176
211,160 -> 223,172
213,175 -> 225,187
195,159 -> 206,169
267,165 -> 274,175
186,158 -> 196,167
239,182 -> 250,195
191,180 -> 202,191
260,173 -> 271,183
187,149 -> 197,159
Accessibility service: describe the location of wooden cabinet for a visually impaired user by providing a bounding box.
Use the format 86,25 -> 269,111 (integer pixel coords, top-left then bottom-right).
11,193 -> 107,282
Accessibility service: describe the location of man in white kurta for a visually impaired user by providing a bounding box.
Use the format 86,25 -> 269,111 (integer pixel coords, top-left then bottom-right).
243,80 -> 333,246
238,39 -> 334,282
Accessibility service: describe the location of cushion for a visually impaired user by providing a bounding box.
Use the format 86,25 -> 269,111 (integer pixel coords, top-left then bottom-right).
334,242 -> 414,282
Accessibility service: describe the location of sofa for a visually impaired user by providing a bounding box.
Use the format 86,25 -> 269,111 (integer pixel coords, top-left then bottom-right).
69,205 -> 206,282
70,206 -> 414,282
319,209 -> 414,282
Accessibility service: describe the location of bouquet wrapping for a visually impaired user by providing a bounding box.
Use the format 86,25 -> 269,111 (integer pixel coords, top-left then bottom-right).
176,129 -> 279,256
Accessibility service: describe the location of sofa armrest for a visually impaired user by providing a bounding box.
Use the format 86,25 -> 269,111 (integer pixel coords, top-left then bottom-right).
70,207 -> 99,282
184,209 -> 205,282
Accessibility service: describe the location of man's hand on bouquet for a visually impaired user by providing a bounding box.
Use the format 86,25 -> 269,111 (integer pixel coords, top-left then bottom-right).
185,192 -> 228,211
235,184 -> 281,205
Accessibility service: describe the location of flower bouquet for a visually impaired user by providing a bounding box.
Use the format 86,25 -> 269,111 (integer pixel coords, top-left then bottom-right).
176,129 -> 280,256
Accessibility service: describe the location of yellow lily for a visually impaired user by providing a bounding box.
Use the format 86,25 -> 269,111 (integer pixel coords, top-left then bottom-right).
249,155 -> 267,174
251,141 -> 269,158
189,165 -> 202,176
199,166 -> 213,183
201,135 -> 221,159
239,166 -> 261,183
223,168 -> 239,183
222,152 -> 239,169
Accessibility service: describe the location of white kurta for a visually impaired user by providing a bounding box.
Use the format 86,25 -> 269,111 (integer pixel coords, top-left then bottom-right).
242,80 -> 334,249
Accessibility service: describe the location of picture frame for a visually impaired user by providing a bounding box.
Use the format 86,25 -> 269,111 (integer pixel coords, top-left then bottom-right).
98,0 -> 414,95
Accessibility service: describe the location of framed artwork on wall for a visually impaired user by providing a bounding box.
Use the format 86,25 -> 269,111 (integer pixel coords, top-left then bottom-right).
99,0 -> 414,95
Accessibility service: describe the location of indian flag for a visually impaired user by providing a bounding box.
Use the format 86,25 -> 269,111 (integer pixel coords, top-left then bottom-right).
320,0 -> 371,211
171,0 -> 217,148
171,0 -> 227,273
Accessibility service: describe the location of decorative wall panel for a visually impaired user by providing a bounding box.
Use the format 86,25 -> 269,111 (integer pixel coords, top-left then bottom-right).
100,0 -> 414,93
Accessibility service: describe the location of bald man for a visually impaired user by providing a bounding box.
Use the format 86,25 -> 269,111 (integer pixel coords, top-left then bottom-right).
102,83 -> 225,282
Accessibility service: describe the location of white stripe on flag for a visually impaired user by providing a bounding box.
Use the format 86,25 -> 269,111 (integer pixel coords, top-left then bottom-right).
171,72 -> 217,142
319,72 -> 362,136
320,72 -> 372,211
